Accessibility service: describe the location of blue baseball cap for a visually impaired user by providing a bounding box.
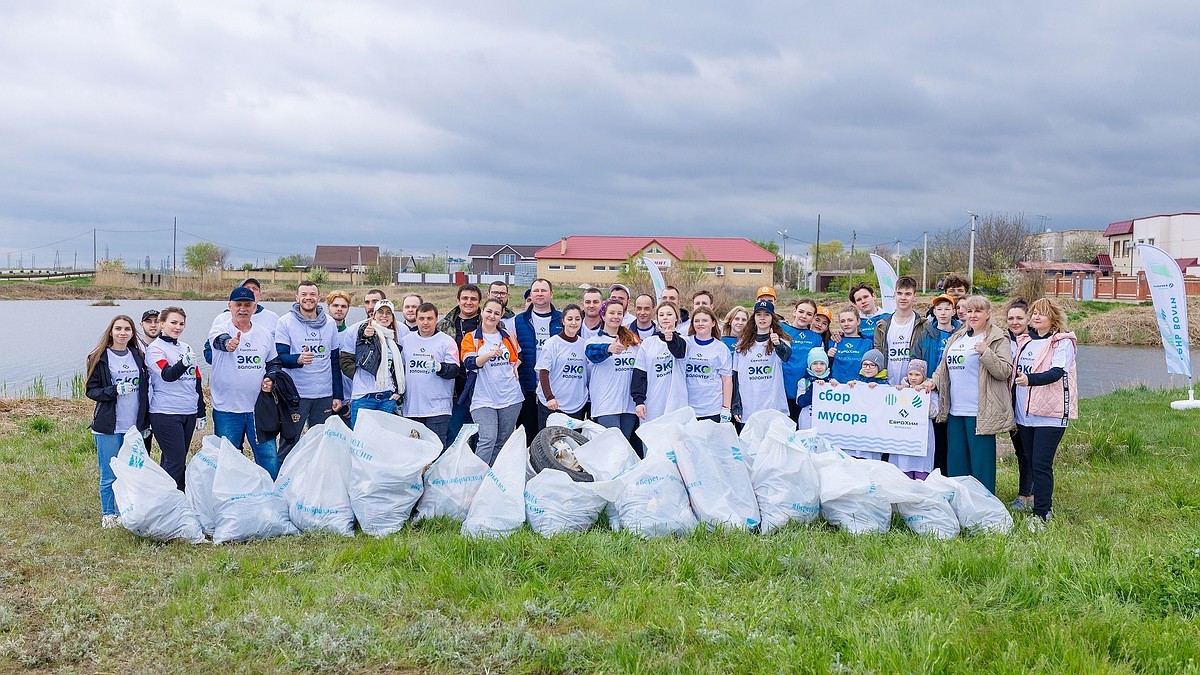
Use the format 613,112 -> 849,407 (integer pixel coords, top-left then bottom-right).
229,287 -> 256,302
753,300 -> 775,315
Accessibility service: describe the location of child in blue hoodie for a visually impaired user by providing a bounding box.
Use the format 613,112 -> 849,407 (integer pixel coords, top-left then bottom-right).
795,346 -> 832,429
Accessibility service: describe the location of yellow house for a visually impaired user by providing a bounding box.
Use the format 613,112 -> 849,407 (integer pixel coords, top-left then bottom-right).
535,235 -> 775,288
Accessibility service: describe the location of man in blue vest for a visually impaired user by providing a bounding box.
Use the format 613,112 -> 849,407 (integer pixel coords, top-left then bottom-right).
513,278 -> 563,444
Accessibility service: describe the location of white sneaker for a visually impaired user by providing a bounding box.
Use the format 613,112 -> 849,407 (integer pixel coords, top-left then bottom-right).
1026,511 -> 1052,533
101,515 -> 120,529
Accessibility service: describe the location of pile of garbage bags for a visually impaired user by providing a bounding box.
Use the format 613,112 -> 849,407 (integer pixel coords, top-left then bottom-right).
109,407 -> 1012,544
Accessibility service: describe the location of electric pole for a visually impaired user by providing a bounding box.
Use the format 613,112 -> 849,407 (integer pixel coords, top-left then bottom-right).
967,212 -> 977,288
849,229 -> 856,289
922,231 -> 928,293
813,214 -> 821,292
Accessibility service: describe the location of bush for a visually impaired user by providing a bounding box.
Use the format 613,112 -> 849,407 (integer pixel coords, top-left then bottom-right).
307,267 -> 330,284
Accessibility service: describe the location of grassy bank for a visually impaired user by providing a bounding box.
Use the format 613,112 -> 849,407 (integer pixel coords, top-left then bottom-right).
1,388 -> 1198,672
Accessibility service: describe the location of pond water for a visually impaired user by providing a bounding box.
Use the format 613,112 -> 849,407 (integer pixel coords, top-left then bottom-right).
0,299 -> 1193,399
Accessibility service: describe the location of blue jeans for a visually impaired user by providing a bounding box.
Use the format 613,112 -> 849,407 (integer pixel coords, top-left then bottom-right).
350,394 -> 397,427
94,433 -> 123,516
595,413 -> 640,456
410,415 -> 451,448
212,410 -> 280,480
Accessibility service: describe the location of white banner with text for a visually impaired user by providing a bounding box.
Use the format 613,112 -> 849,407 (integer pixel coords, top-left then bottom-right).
811,381 -> 929,457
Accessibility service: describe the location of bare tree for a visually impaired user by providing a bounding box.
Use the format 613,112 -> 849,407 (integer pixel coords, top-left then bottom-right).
974,212 -> 1034,271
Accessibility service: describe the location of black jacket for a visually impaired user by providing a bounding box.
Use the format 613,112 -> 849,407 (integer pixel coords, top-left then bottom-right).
255,368 -> 302,446
86,348 -> 151,435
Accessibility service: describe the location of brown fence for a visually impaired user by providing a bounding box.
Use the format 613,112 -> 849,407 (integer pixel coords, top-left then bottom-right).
1045,271 -> 1200,301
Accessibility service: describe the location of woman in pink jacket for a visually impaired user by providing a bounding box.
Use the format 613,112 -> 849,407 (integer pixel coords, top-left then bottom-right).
1011,297 -> 1077,527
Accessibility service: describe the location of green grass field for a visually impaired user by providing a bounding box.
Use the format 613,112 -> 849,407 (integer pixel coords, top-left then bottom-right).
1,388 -> 1198,673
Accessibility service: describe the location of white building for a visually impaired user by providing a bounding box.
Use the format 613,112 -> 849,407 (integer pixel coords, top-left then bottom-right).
1104,213 -> 1200,275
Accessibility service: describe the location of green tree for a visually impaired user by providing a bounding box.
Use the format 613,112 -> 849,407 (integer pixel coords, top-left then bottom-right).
753,239 -> 782,282
668,245 -> 710,289
616,253 -> 650,291
275,254 -> 313,272
183,242 -> 229,277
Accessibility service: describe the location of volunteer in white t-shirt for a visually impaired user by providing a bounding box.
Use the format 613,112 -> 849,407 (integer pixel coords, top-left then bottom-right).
146,306 -> 205,491
348,300 -> 406,428
401,302 -> 461,448
535,304 -> 589,428
209,287 -> 282,478
85,315 -> 151,528
629,294 -> 659,342
274,281 -> 344,461
732,300 -> 792,423
579,287 -> 605,340
927,296 -> 1014,495
632,301 -> 687,423
585,300 -> 642,449
460,299 -> 523,466
1011,297 -> 1078,525
871,276 -> 924,386
682,307 -> 733,423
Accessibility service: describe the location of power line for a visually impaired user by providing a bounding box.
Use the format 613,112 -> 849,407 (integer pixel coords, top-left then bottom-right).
5,230 -> 93,254
176,229 -> 288,257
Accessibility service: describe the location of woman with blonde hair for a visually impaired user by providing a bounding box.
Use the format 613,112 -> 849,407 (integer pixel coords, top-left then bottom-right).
85,315 -> 151,528
927,296 -> 1013,494
721,306 -> 750,354
146,306 -> 205,491
1011,297 -> 1077,526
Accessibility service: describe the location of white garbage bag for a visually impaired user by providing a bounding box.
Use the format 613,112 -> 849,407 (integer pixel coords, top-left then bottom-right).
349,409 -> 443,536
738,408 -> 795,464
574,428 -> 640,481
359,412 -> 442,448
544,412 -> 607,440
212,439 -> 299,543
414,424 -> 485,522
675,420 -> 760,530
462,427 -> 529,537
110,427 -> 205,543
524,470 -> 624,537
750,421 -> 822,532
186,436 -> 222,535
894,473 -> 960,539
935,473 -> 1014,534
814,452 -> 892,534
275,417 -> 355,536
613,449 -> 698,538
635,406 -> 697,457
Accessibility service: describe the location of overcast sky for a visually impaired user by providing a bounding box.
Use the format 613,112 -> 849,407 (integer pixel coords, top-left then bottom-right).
2,1 -> 1199,267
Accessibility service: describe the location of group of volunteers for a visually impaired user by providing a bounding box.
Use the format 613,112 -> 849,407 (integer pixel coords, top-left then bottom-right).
85,272 -> 1076,530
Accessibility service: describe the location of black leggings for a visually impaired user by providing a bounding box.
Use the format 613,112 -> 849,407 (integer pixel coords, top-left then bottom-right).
1016,425 -> 1066,518
149,412 -> 196,491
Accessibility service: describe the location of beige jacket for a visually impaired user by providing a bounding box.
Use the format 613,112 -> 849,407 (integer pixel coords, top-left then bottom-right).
932,323 -> 1014,435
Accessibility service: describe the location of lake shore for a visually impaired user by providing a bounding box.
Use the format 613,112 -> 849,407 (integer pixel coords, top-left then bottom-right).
3,279 -> 1199,346
1,386 -> 1197,672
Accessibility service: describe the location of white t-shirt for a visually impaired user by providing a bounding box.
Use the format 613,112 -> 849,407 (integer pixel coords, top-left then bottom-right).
884,313 -> 917,386
336,324 -> 355,400
586,335 -> 639,417
208,322 -> 275,413
530,310 -> 554,349
107,348 -> 141,432
580,319 -> 605,341
535,335 -> 589,413
350,328 -> 402,399
1014,335 -> 1075,427
469,332 -> 524,411
146,338 -> 200,415
634,335 -> 687,421
683,336 -> 733,417
946,333 -> 983,417
401,331 -> 459,418
733,340 -> 787,416
631,322 -> 658,343
274,312 -> 339,399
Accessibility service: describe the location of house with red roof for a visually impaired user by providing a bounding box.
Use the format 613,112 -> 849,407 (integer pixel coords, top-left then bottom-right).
535,235 -> 776,288
1104,213 -> 1200,276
